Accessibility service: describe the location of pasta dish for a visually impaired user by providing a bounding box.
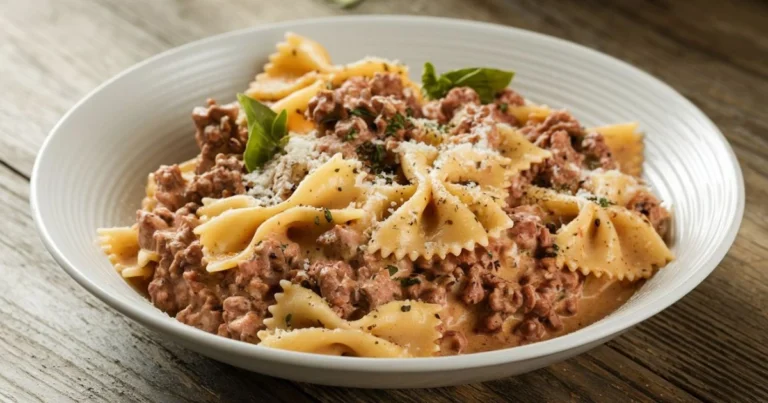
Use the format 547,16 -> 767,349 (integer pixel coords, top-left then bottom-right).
98,34 -> 673,357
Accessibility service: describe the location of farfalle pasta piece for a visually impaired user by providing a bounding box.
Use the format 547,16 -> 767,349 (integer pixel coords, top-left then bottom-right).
522,186 -> 581,222
246,33 -> 334,101
368,142 -> 514,260
258,328 -> 411,358
591,123 -> 644,177
555,202 -> 674,281
585,169 -> 645,207
262,281 -> 441,357
434,143 -> 511,191
506,104 -> 552,124
97,226 -> 157,278
194,155 -> 365,272
197,195 -> 260,221
496,124 -> 552,174
270,79 -> 326,133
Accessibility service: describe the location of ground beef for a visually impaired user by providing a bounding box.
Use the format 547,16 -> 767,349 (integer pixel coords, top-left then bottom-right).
521,110 -> 583,147
403,274 -> 450,305
136,209 -> 171,250
462,265 -> 487,305
175,274 -> 223,334
360,271 -> 402,309
187,154 -> 245,203
308,261 -> 358,319
152,154 -> 245,212
422,87 -> 480,123
147,224 -> 201,316
307,89 -> 347,130
307,73 -> 418,167
628,191 -> 671,238
507,205 -> 553,252
581,132 -> 618,170
494,88 -> 526,108
317,224 -> 363,261
192,99 -> 248,174
218,295 -> 264,343
505,170 -> 535,208
236,238 -> 301,289
333,116 -> 375,146
153,165 -> 188,211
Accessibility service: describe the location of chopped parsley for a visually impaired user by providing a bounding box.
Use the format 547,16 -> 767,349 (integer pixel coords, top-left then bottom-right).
400,305 -> 412,313
285,313 -> 293,327
400,277 -> 421,287
586,196 -> 614,208
343,128 -> 358,142
499,102 -> 509,112
384,112 -> 407,137
584,155 -> 601,170
349,107 -> 374,118
314,216 -> 320,226
323,208 -> 333,223
386,265 -> 398,277
356,141 -> 387,172
597,197 -> 613,208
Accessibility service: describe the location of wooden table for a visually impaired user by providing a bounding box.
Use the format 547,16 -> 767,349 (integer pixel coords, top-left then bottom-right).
1,0 -> 766,401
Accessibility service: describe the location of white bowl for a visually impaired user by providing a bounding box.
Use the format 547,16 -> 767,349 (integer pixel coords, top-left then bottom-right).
30,16 -> 744,388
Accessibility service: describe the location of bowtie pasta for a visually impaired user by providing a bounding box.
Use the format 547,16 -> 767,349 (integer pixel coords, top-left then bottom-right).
98,33 -> 673,357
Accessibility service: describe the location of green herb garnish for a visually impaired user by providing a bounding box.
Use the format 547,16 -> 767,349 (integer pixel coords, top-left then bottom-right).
323,208 -> 333,223
237,93 -> 288,172
314,216 -> 320,226
384,113 -> 407,137
587,196 -> 614,208
285,313 -> 293,327
356,141 -> 387,172
421,62 -> 515,103
350,107 -> 374,118
597,197 -> 613,208
386,265 -> 398,277
400,277 -> 421,287
343,128 -> 358,142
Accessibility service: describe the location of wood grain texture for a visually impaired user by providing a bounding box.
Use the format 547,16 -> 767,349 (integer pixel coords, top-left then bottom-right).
0,0 -> 766,401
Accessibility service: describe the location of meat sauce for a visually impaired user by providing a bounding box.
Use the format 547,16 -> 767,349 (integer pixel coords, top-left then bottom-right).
131,72 -> 670,355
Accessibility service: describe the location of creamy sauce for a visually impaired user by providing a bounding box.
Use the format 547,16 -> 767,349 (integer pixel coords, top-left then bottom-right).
440,276 -> 641,355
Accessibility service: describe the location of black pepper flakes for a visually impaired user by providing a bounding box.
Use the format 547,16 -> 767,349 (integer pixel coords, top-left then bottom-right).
400,305 -> 412,312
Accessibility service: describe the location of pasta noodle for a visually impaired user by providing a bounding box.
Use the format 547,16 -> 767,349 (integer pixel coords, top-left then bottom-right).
555,202 -> 674,281
261,281 -> 441,357
99,33 -> 674,357
368,141 -> 515,260
591,123 -> 644,177
97,226 -> 156,278
195,154 -> 365,271
246,33 -> 335,101
258,328 -> 411,358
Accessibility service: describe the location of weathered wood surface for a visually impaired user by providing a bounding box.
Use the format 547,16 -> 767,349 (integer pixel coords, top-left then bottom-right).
1,0 -> 766,401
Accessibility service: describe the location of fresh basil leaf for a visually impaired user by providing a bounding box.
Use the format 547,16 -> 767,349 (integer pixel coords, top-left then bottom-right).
421,62 -> 441,99
237,93 -> 277,133
242,121 -> 277,172
421,64 -> 515,103
271,109 -> 288,143
237,93 -> 288,172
